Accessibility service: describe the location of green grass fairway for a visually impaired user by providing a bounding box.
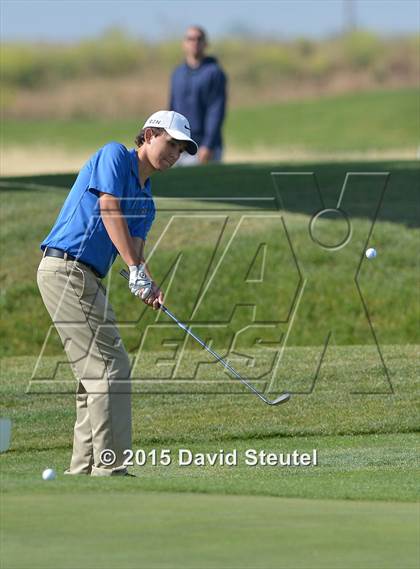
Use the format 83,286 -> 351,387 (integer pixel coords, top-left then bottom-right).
2,494 -> 418,569
1,345 -> 419,568
2,88 -> 418,153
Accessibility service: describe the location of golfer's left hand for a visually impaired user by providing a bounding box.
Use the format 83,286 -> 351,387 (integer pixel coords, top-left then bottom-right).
143,283 -> 164,310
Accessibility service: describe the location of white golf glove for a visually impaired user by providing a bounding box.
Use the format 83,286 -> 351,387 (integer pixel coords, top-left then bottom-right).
128,264 -> 153,299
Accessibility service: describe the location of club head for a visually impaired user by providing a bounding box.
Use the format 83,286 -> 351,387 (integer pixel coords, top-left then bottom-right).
269,392 -> 291,406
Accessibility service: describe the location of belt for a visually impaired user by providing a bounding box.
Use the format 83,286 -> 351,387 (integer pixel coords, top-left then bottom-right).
44,247 -> 102,279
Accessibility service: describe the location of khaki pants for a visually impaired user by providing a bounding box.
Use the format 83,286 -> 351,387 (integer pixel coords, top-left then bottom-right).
37,255 -> 131,476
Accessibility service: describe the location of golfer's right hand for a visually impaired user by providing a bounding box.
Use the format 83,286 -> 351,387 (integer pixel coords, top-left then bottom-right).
144,283 -> 164,310
128,264 -> 153,299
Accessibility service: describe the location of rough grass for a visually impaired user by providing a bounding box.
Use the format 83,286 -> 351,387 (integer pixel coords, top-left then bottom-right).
1,344 -> 419,568
1,344 -> 419,501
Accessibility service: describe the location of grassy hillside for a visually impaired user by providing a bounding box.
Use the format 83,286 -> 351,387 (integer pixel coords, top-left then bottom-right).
0,160 -> 419,357
227,88 -> 419,151
2,89 -> 418,154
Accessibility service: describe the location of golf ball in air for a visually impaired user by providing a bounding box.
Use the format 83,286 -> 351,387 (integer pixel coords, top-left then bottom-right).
365,248 -> 377,259
42,468 -> 56,481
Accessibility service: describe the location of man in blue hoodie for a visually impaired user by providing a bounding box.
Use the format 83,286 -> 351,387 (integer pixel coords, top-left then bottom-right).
169,26 -> 227,165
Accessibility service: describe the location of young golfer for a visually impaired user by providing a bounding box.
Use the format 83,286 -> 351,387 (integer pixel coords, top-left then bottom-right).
37,111 -> 197,476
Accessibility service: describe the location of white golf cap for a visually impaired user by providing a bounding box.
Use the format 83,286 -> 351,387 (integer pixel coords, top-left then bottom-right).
143,110 -> 198,155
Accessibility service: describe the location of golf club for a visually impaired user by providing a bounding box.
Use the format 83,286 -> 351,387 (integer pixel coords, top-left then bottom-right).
120,269 -> 290,406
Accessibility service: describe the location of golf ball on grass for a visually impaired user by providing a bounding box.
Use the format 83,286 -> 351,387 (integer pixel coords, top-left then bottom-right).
365,248 -> 377,259
42,468 -> 56,481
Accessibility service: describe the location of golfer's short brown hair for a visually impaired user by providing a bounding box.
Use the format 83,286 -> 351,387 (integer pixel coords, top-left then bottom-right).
135,127 -> 165,147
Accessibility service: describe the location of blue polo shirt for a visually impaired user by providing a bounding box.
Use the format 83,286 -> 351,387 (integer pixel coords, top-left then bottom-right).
41,142 -> 156,277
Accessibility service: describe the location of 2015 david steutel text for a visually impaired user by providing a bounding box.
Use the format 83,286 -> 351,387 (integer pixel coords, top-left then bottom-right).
121,448 -> 318,467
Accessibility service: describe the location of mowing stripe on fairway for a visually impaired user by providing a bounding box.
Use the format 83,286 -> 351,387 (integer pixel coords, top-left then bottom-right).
2,493 -> 418,569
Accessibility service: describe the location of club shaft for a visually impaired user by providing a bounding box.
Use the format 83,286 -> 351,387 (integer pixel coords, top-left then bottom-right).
161,305 -> 270,403
120,269 -> 288,405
